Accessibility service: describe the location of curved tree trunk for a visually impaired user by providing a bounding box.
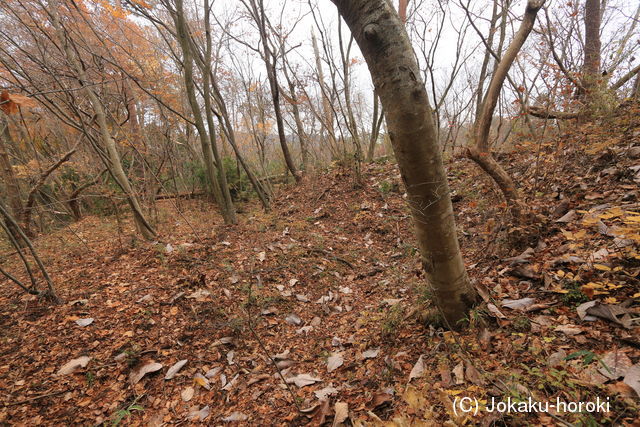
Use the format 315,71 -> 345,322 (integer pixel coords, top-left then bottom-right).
330,0 -> 477,326
468,0 -> 545,221
48,0 -> 156,240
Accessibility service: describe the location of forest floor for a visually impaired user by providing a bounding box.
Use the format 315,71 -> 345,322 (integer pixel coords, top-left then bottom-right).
1,104 -> 640,426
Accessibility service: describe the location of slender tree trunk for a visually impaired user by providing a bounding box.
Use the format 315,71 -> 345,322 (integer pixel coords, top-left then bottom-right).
248,0 -> 300,181
633,73 -> 640,98
474,0 -> 500,121
0,200 -> 58,302
264,56 -> 300,181
312,31 -> 339,159
172,0 -> 235,224
338,21 -> 363,184
201,0 -> 236,223
0,113 -> 23,224
398,0 -> 409,23
331,0 -> 476,326
468,0 -> 545,220
367,95 -> 383,161
47,0 -> 156,240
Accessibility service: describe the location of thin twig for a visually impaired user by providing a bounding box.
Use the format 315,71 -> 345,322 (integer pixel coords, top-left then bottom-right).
3,389 -> 68,406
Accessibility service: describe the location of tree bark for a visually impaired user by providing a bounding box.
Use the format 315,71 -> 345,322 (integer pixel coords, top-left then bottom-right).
583,0 -> 602,95
312,31 -> 340,159
398,0 -> 409,23
468,0 -> 545,220
22,148 -> 76,234
172,0 -> 236,224
0,113 -> 24,227
47,0 -> 156,240
367,95 -> 384,162
248,0 -> 301,182
330,0 -> 476,326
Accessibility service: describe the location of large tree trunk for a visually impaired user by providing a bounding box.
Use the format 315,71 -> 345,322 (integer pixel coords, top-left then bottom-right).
330,0 -> 476,326
468,0 -> 544,221
583,0 -> 602,98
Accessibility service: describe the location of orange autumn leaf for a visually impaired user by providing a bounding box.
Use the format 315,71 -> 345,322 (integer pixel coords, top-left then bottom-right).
0,90 -> 37,114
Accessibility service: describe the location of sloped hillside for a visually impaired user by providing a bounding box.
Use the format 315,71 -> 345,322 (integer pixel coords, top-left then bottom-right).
0,104 -> 639,426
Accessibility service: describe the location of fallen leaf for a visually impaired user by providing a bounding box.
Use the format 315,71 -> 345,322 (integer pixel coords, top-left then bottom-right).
576,301 -> 597,321
453,361 -> 464,384
333,401 -> 349,426
189,406 -> 210,421
286,373 -> 322,387
555,324 -> 583,336
315,385 -> 338,400
465,360 -> 484,385
223,412 -> 248,422
487,303 -> 506,319
285,314 -> 302,326
362,348 -> 380,359
165,359 -> 187,380
194,373 -> 211,390
623,364 -> 640,397
408,355 -> 424,381
181,386 -> 194,402
75,318 -> 94,327
599,351 -> 633,380
501,298 -> 535,310
56,356 -> 91,376
129,361 -> 163,385
327,353 -> 344,373
368,391 -> 393,409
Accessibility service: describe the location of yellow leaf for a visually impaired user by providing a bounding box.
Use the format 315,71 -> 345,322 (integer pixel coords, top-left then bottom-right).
632,293 -> 640,298
603,297 -> 618,304
574,229 -> 587,239
194,376 -> 207,387
561,230 -> 575,240
583,282 -> 605,289
593,264 -> 611,271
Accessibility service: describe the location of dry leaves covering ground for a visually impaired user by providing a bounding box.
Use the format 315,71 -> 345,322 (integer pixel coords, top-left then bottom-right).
1,104 -> 640,426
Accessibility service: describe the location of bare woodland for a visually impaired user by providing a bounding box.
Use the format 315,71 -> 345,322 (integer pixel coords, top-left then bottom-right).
1,0 -> 640,425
